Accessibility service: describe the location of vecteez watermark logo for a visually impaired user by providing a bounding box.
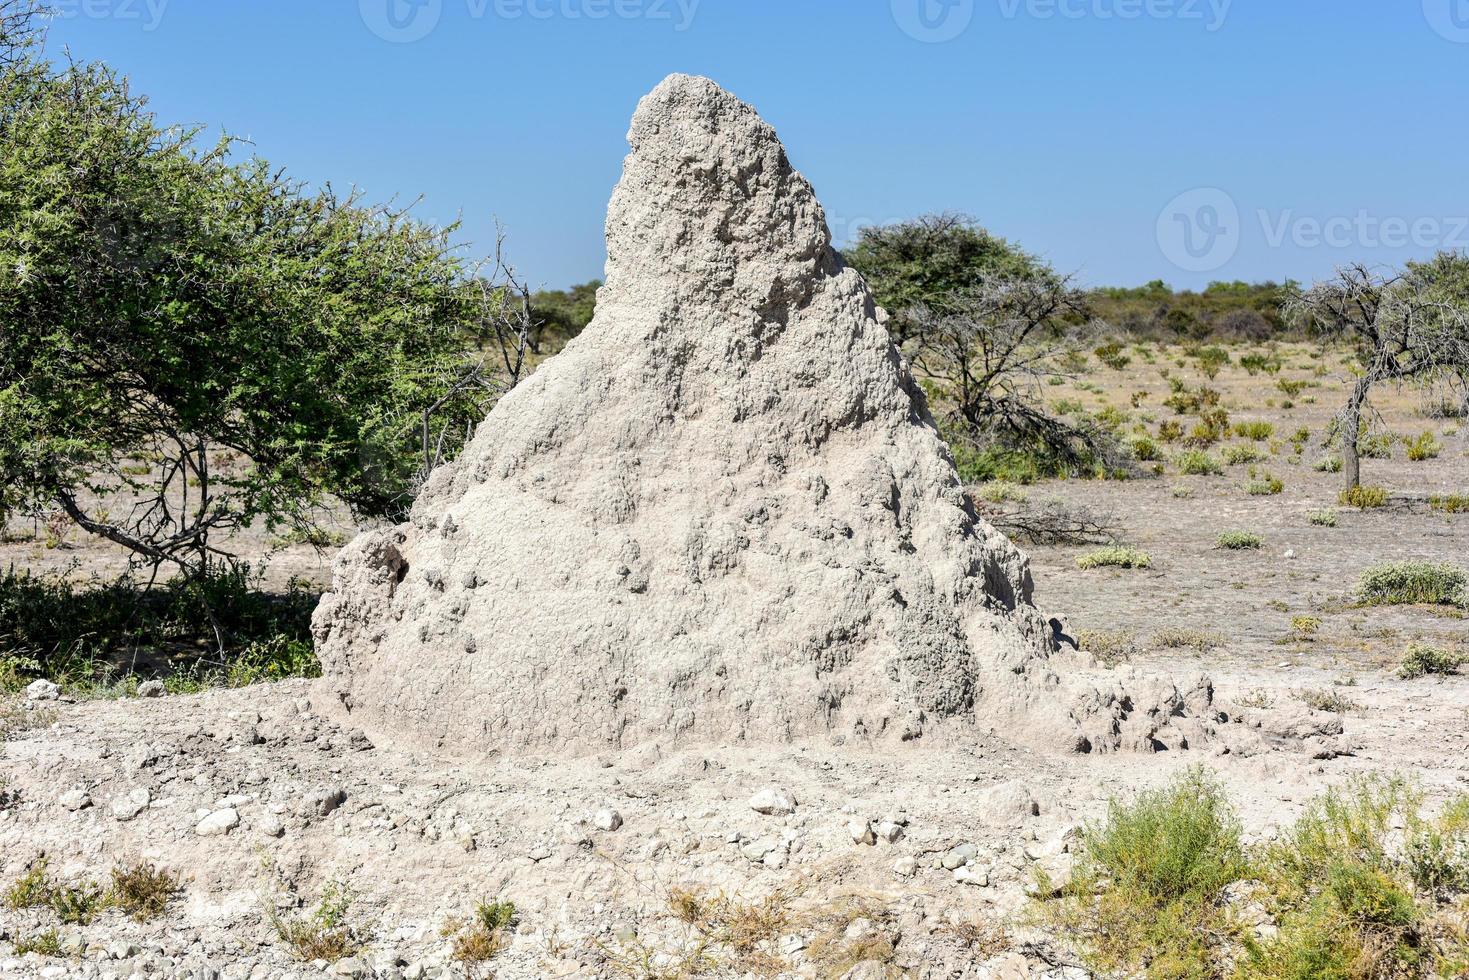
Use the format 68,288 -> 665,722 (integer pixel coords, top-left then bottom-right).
48,0 -> 169,32
1157,188 -> 1240,273
894,0 -> 1231,41
361,0 -> 700,42
1423,0 -> 1469,42
891,0 -> 976,43
360,0 -> 442,43
1158,187 -> 1469,272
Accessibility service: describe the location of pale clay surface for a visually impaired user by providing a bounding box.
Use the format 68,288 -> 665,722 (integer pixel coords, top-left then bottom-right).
312,74 -> 1213,758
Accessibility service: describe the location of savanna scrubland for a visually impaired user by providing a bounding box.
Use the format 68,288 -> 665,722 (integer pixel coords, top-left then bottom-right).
1,6 -> 1467,978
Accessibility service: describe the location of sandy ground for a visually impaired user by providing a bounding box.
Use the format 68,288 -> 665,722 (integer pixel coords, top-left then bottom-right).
1,342 -> 1466,978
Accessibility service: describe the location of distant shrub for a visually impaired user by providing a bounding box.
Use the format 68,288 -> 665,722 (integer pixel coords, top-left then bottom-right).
1171,485 -> 1194,499
1217,531 -> 1263,550
1339,485 -> 1388,509
1222,444 -> 1266,466
1234,420 -> 1275,441
1294,688 -> 1361,713
1308,509 -> 1338,527
1194,346 -> 1231,379
1360,431 -> 1394,459
1290,616 -> 1322,637
1276,378 -> 1309,397
1077,547 -> 1153,571
1312,455 -> 1343,473
1078,629 -> 1138,667
1430,494 -> 1469,514
977,481 -> 1028,504
1175,450 -> 1222,476
1129,436 -> 1161,462
1157,420 -> 1184,443
1397,644 -> 1466,680
1094,342 -> 1131,370
1404,431 -> 1442,461
1153,628 -> 1224,651
1246,473 -> 1284,496
1357,561 -> 1467,607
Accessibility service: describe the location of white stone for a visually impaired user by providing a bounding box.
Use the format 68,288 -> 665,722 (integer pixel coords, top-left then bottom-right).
592,808 -> 623,832
26,679 -> 60,701
892,857 -> 918,878
748,787 -> 797,816
195,808 -> 241,837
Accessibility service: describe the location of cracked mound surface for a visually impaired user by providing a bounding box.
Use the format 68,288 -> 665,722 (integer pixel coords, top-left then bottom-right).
312,74 -> 1217,756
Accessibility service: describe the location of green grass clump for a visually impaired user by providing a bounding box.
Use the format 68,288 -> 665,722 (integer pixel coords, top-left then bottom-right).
1430,494 -> 1469,514
1397,644 -> 1466,680
1077,547 -> 1153,571
1244,777 -> 1469,979
975,481 -> 1028,505
1357,561 -> 1467,608
1175,450 -> 1223,476
1308,509 -> 1338,527
1312,455 -> 1343,473
1130,436 -> 1161,462
1223,444 -> 1267,466
1077,629 -> 1137,667
110,862 -> 181,922
268,882 -> 363,964
1235,420 -> 1276,441
1340,485 -> 1388,509
446,898 -> 518,971
12,930 -> 63,957
1405,431 -> 1443,462
1218,531 -> 1264,550
1036,768 -> 1247,978
1247,473 -> 1284,496
1153,628 -> 1225,651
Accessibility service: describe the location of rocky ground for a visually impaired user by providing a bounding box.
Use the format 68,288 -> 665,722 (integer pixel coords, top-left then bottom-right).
1,654 -> 1466,979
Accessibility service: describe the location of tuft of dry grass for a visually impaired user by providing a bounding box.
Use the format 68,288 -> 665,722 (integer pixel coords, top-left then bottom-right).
110,862 -> 181,922
1153,628 -> 1225,652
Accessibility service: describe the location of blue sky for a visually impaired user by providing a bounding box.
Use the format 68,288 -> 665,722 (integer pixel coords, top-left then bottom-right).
43,0 -> 1469,292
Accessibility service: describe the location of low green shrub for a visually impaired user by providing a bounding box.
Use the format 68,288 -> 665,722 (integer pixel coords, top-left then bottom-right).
1430,494 -> 1469,514
1175,450 -> 1223,476
1312,455 -> 1343,473
1234,420 -> 1275,441
1218,531 -> 1264,550
1340,485 -> 1388,509
1405,432 -> 1442,462
1357,561 -> 1467,607
1077,547 -> 1153,571
1247,473 -> 1284,496
1397,644 -> 1466,680
1223,444 -> 1266,466
1036,769 -> 1246,978
1308,509 -> 1338,527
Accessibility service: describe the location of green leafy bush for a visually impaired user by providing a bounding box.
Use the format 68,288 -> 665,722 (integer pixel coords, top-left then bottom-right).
0,567 -> 318,696
1308,509 -> 1339,527
1246,473 -> 1284,496
1234,420 -> 1276,441
1036,769 -> 1246,978
1430,494 -> 1469,514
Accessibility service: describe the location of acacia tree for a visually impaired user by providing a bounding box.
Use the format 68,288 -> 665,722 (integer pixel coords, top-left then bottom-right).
906,273 -> 1115,477
1288,256 -> 1469,489
0,4 -> 528,585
